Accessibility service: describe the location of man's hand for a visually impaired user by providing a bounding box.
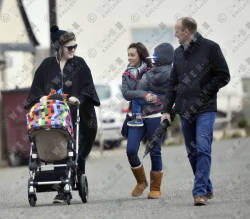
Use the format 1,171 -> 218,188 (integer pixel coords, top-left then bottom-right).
68,96 -> 80,104
161,112 -> 171,123
39,96 -> 47,103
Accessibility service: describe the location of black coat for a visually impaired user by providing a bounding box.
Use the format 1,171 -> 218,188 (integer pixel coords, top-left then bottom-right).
163,32 -> 230,119
25,56 -> 100,161
25,56 -> 100,108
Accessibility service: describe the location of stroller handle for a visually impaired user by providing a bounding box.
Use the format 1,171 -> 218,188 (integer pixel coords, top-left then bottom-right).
67,101 -> 80,108
70,101 -> 80,166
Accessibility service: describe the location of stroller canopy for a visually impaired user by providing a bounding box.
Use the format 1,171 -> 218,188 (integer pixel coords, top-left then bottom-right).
26,99 -> 74,138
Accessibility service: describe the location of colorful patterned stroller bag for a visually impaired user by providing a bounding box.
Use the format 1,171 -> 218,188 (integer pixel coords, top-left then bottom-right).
26,89 -> 88,206
26,97 -> 74,162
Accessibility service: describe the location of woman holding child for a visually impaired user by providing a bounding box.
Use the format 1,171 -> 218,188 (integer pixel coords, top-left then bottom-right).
121,42 -> 174,198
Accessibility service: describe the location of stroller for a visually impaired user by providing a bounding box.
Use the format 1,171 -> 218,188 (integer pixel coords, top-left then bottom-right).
26,91 -> 88,206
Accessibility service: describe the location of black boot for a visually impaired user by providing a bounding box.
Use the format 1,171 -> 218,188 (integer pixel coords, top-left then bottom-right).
53,188 -> 66,204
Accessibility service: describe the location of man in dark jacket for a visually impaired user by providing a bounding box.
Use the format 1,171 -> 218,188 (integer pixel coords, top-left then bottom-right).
162,17 -> 230,206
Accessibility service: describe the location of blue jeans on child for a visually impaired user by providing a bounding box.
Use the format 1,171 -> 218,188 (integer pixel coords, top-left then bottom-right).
126,117 -> 163,171
131,91 -> 161,116
131,99 -> 147,115
180,112 -> 216,198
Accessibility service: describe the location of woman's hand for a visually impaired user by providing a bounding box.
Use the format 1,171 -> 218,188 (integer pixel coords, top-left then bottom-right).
39,96 -> 47,103
68,96 -> 80,104
145,93 -> 158,103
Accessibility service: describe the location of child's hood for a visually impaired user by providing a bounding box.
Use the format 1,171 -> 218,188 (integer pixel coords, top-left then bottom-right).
154,43 -> 174,66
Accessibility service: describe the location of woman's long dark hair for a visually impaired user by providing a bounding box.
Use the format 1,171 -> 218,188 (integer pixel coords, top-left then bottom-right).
128,42 -> 152,67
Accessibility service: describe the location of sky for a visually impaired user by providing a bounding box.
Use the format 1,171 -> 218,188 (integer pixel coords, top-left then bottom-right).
23,0 -> 49,48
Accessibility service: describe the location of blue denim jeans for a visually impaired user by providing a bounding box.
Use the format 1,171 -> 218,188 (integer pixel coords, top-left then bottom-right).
180,112 -> 216,197
131,92 -> 161,116
126,117 -> 163,171
131,99 -> 147,116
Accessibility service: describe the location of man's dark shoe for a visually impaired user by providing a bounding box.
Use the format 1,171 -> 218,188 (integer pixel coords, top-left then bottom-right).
194,195 -> 207,206
205,192 -> 214,200
53,191 -> 65,204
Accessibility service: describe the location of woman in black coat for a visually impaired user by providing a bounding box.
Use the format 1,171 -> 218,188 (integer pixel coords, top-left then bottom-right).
25,25 -> 100,203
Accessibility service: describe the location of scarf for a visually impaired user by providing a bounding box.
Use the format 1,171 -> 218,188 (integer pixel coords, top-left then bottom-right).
125,61 -> 148,81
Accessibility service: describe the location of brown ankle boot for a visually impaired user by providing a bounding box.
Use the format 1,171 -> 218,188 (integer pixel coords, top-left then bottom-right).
131,165 -> 148,197
148,171 -> 163,199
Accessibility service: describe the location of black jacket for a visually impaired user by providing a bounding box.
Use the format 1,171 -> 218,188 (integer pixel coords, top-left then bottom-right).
25,56 -> 100,160
163,32 -> 230,119
25,56 -> 100,108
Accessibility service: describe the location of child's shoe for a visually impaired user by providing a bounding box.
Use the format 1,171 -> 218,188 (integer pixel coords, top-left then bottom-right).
127,117 -> 144,127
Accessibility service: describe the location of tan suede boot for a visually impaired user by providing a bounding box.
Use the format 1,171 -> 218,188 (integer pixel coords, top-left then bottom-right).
131,165 -> 148,197
148,171 -> 163,199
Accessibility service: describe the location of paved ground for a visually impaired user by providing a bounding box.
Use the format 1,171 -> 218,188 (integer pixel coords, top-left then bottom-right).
0,138 -> 250,219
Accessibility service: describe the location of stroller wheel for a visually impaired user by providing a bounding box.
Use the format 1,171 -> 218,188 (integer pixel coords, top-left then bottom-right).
28,194 -> 37,207
78,174 -> 88,203
65,194 -> 71,205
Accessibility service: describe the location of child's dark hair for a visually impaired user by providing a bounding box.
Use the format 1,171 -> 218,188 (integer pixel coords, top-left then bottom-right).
128,42 -> 152,67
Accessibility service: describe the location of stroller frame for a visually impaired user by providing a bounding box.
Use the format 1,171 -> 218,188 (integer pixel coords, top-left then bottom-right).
27,103 -> 88,206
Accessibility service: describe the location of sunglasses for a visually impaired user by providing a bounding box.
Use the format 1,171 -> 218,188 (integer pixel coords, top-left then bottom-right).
64,44 -> 77,51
